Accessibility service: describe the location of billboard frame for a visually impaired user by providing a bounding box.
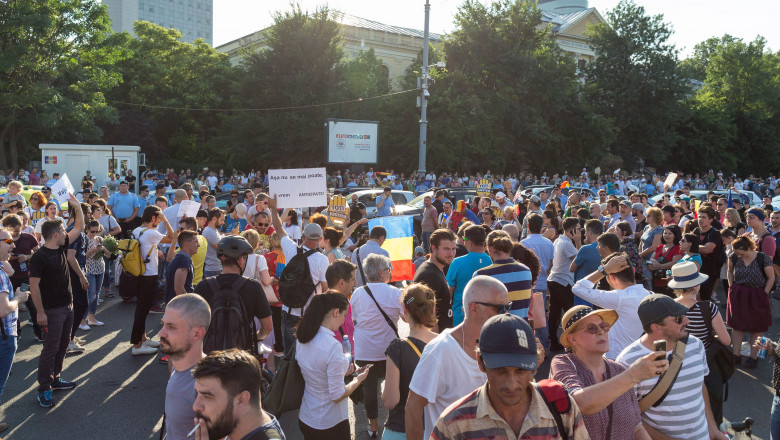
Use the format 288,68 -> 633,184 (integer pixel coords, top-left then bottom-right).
324,118 -> 379,165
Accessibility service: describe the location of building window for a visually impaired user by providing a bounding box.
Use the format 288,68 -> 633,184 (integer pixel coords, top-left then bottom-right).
380,65 -> 390,87
577,59 -> 586,71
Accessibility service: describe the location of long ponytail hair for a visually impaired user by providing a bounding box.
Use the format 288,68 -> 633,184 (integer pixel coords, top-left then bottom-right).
296,292 -> 349,344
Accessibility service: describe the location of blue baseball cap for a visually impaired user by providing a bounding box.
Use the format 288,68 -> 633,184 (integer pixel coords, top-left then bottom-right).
478,314 -> 537,371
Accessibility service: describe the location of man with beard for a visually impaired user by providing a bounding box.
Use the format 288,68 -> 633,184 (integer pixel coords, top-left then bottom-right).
413,229 -> 457,331
202,209 -> 225,278
159,294 -> 211,440
192,349 -> 286,440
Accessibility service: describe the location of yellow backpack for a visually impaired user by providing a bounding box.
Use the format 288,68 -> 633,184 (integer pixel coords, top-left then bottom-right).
117,228 -> 154,277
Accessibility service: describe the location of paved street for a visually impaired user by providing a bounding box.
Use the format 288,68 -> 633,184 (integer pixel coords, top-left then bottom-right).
0,284 -> 775,439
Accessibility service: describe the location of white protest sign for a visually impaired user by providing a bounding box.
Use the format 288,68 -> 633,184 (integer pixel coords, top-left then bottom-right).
269,168 -> 328,208
664,172 -> 678,189
178,200 -> 200,219
50,173 -> 75,201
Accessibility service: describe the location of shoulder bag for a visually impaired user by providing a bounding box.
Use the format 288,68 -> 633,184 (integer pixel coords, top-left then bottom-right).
261,343 -> 304,417
698,301 -> 735,384
356,248 -> 399,337
638,337 -> 687,412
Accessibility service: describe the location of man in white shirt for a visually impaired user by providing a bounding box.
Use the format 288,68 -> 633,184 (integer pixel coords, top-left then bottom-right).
269,195 -> 328,356
572,252 -> 651,359
547,217 -> 581,352
405,276 -> 510,440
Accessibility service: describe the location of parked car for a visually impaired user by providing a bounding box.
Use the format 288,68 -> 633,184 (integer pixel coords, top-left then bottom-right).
349,189 -> 415,219
394,188 -> 478,239
648,190 -> 762,207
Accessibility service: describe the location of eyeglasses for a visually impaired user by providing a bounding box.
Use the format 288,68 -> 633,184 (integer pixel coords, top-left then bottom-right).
257,223 -> 269,227
88,229 -> 100,234
475,301 -> 512,314
657,315 -> 684,326
579,322 -> 611,335
30,197 -> 39,201
1,238 -> 13,245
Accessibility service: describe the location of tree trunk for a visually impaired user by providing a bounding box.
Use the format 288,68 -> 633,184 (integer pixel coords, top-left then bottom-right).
0,119 -> 11,171
9,124 -> 18,169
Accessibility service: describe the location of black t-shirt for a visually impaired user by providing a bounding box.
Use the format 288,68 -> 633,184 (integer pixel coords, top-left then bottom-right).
194,273 -> 272,329
384,337 -> 427,432
126,175 -> 137,189
413,261 -> 452,330
29,238 -> 73,310
349,201 -> 366,224
432,199 -> 444,215
695,227 -> 725,273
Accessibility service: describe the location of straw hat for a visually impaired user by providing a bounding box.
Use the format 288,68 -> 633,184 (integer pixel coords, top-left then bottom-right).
667,261 -> 709,289
559,305 -> 618,349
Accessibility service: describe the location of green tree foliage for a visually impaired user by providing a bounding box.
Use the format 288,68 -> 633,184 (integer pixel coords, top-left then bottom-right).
687,36 -> 780,175
0,0 -> 126,169
104,21 -> 235,163
224,6 -> 343,168
585,0 -> 687,168
431,0 -> 612,173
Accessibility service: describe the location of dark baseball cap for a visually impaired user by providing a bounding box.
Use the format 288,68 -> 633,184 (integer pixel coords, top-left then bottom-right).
156,183 -> 166,189
637,294 -> 689,328
478,314 -> 537,371
41,186 -> 51,192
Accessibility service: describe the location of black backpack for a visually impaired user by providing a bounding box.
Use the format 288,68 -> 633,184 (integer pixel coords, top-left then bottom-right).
278,247 -> 317,308
202,276 -> 257,355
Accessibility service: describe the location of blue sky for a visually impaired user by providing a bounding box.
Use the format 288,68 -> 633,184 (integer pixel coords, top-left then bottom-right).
213,0 -> 779,57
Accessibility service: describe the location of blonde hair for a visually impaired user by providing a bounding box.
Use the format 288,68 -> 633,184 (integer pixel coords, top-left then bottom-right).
241,229 -> 260,250
724,208 -> 741,228
646,207 -> 663,225
268,231 -> 281,249
7,180 -> 22,190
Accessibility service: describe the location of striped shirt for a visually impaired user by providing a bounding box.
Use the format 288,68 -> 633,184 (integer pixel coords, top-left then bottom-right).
616,336 -> 710,440
431,383 -> 589,440
475,258 -> 533,318
0,269 -> 17,337
684,302 -> 719,350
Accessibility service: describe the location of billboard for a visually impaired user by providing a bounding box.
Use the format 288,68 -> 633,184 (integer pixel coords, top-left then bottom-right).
325,119 -> 378,164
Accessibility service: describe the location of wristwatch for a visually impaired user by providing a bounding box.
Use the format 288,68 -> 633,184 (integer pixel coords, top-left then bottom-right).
597,265 -> 608,277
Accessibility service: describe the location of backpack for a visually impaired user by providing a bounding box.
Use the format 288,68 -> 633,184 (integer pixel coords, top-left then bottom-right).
202,276 -> 257,355
117,228 -> 154,277
760,230 -> 780,267
277,247 -> 317,308
534,379 -> 573,440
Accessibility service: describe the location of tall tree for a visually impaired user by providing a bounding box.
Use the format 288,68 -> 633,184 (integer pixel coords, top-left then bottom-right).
0,0 -> 126,169
585,0 -> 687,168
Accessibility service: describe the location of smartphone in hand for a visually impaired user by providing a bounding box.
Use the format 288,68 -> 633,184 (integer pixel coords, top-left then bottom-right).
653,340 -> 667,360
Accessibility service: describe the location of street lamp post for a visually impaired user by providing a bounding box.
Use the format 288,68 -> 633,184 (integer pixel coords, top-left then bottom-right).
418,0 -> 431,177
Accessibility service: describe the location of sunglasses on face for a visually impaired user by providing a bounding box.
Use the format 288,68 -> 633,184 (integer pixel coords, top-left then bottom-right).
257,223 -> 269,227
475,301 -> 512,314
579,322 -> 611,335
1,238 -> 13,245
665,315 -> 684,325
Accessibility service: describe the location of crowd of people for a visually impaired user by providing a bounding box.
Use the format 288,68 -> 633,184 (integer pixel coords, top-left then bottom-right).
0,165 -> 779,440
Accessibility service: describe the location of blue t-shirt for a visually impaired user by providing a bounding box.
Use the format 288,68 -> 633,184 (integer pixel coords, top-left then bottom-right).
446,252 -> 492,326
165,251 -> 194,300
222,183 -> 235,192
66,227 -> 87,268
376,195 -> 395,217
108,192 -> 140,219
572,242 -> 601,307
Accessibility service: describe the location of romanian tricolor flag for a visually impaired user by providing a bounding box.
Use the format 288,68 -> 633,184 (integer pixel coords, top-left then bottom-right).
368,215 -> 414,282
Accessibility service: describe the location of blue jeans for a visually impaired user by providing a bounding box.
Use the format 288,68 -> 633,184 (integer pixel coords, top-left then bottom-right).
281,310 -> 300,357
0,335 -> 18,402
86,272 -> 104,315
102,256 -> 113,290
420,230 -> 433,253
772,395 -> 780,440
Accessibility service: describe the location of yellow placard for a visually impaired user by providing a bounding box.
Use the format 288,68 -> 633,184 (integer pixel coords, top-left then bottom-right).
477,178 -> 491,197
328,194 -> 349,226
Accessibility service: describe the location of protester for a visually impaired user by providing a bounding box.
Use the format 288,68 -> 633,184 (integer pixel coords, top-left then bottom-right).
616,294 -> 727,440
669,261 -> 731,424
413,229 -> 456,331
192,349 -> 287,440
696,206 -> 726,301
295,293 -> 369,439
381,284 -> 437,440
443,225 -> 488,327
477,230 -> 532,318
2,214 -> 40,340
432,314 -> 587,440
28,194 -> 83,407
547,217 -> 581,352
551,305 -> 663,440
351,254 -> 403,437
571,219 -> 605,306
159,294 -> 210,440
727,235 -> 775,368
406,276 -> 509,440
202,209 -> 225,278
83,220 -> 108,327
325,260 -> 357,350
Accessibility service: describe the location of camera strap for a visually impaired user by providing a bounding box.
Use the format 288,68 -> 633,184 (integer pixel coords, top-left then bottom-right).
638,336 -> 687,412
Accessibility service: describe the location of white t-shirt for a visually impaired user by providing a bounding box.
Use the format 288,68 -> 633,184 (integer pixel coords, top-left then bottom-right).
243,253 -> 269,280
408,328 -> 487,440
202,226 -> 222,272
280,236 -> 329,316
282,223 -> 302,241
350,283 -> 402,361
35,216 -> 65,245
297,326 -> 350,430
158,203 -> 181,234
207,175 -> 218,190
133,226 -> 165,276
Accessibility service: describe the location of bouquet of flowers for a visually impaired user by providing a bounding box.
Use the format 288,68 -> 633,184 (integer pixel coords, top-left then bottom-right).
102,235 -> 119,257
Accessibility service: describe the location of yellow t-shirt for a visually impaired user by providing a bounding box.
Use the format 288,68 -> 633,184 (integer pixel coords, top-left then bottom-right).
175,235 -> 208,286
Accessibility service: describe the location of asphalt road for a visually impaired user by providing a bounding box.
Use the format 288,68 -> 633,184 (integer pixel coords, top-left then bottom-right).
0,284 -> 775,439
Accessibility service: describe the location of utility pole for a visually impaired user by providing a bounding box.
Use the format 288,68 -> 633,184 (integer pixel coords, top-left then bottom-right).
417,0 -> 431,177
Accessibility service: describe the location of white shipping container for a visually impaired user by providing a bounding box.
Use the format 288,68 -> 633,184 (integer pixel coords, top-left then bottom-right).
39,144 -> 142,192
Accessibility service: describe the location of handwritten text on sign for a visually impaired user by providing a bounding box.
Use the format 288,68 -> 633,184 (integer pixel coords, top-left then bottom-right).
268,168 -> 328,208
50,173 -> 75,201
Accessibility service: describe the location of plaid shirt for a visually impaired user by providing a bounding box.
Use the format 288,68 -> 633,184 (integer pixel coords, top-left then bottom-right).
431,383 -> 589,440
0,269 -> 17,337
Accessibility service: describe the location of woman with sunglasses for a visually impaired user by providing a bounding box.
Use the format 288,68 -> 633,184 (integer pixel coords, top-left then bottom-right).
551,305 -> 665,440
669,261 -> 731,424
24,190 -> 47,229
84,220 -> 110,327
34,202 -> 65,245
